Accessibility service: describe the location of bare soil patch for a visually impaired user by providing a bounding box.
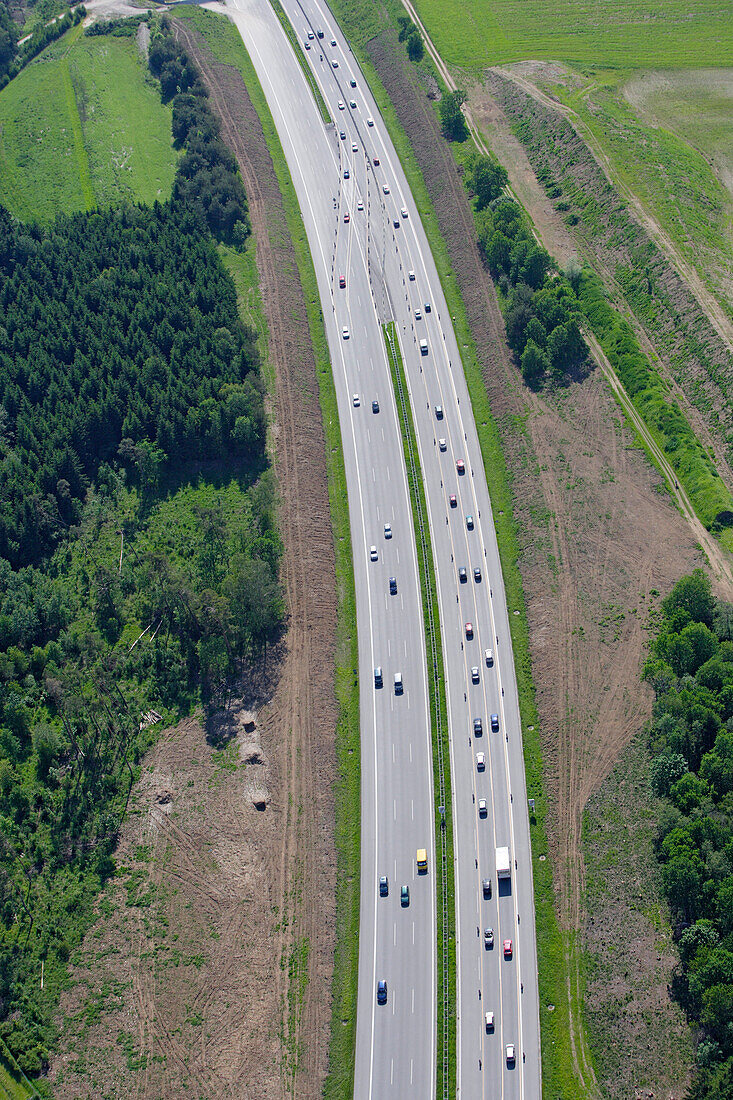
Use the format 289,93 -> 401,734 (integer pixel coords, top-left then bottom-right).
367,25 -> 703,1093
50,21 -> 338,1100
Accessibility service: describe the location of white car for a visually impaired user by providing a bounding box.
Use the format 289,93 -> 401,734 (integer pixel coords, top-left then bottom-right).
332,59 -> 339,68
342,326 -> 350,339
382,183 -> 390,195
485,648 -> 494,666
476,752 -> 485,771
506,1044 -> 516,1065
485,1011 -> 494,1031
408,270 -> 415,281
370,545 -> 378,562
438,438 -> 446,451
478,798 -> 487,816
401,207 -> 408,218
384,523 -> 392,539
367,116 -> 374,126
471,666 -> 480,683
352,142 -> 358,152
415,308 -> 422,320
352,393 -> 360,407
338,100 -> 345,110
357,199 -> 364,210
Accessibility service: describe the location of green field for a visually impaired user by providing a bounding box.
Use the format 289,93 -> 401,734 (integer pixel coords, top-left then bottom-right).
0,25 -> 177,221
548,68 -> 733,316
413,0 -> 733,70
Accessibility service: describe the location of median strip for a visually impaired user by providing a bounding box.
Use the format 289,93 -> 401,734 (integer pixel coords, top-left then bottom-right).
384,322 -> 456,1100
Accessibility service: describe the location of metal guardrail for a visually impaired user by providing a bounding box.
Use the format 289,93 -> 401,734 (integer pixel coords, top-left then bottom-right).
385,325 -> 450,1100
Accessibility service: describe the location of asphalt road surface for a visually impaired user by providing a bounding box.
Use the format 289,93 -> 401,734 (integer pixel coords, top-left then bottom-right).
225,1 -> 541,1095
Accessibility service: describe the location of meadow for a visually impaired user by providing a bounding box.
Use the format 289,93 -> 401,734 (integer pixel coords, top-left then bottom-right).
552,68 -> 733,317
413,0 -> 733,70
0,25 -> 177,221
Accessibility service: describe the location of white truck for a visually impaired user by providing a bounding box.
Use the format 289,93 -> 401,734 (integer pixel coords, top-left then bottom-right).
496,845 -> 511,880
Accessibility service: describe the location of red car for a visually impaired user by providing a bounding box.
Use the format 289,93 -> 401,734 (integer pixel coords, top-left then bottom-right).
465,622 -> 473,639
456,459 -> 465,474
503,939 -> 513,959
339,274 -> 346,288
344,212 -> 350,223
449,494 -> 457,508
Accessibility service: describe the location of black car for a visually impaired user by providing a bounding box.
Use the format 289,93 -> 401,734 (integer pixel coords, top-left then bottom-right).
389,576 -> 397,595
473,718 -> 483,736
474,567 -> 482,582
491,714 -> 500,732
377,979 -> 388,1004
372,399 -> 380,413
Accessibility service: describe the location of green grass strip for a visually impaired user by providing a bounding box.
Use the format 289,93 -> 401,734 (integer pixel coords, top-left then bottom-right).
323,1 -> 591,1093
268,0 -> 331,125
384,322 -> 456,1099
60,27 -> 94,210
173,8 -> 360,1097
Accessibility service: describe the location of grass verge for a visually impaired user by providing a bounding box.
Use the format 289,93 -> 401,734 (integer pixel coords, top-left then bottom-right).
323,1 -> 591,1093
173,8 -> 361,1097
268,0 -> 331,125
384,322 -> 456,1098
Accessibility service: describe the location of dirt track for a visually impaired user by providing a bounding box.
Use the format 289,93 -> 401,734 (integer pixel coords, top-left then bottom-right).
50,21 -> 338,1100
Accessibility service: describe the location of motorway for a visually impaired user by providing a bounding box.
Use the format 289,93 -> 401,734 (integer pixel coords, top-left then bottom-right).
225,0 -> 541,1096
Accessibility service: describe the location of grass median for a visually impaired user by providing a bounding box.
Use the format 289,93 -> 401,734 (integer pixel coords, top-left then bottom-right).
384,322 -> 456,1099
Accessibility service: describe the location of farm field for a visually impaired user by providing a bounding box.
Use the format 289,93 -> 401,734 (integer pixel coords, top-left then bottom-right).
412,0 -> 733,71
0,25 -> 177,221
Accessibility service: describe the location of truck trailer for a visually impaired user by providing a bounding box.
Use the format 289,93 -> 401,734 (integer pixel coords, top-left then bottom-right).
496,845 -> 511,879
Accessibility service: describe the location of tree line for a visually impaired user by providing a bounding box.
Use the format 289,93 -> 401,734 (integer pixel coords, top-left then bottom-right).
645,571 -> 733,1098
0,4 -> 86,91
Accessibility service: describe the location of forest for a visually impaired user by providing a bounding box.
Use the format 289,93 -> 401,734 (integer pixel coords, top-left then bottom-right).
645,571 -> 733,1098
0,18 -> 284,1084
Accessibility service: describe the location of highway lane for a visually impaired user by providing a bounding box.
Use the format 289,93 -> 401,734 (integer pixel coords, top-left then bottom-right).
225,2 -> 437,1096
282,2 -> 542,1095
226,0 -> 540,1094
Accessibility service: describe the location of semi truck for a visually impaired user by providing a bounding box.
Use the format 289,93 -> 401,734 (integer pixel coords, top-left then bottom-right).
496,845 -> 511,880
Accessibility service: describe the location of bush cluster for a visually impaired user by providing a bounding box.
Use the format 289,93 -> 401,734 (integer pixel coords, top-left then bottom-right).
646,572 -> 733,1098
396,12 -> 423,62
474,193 -> 586,385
